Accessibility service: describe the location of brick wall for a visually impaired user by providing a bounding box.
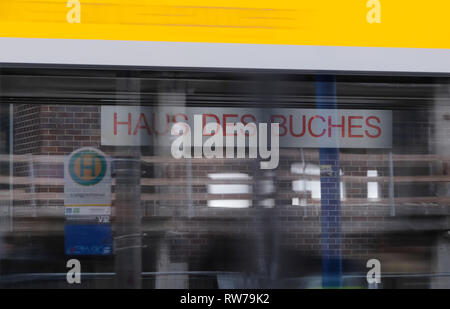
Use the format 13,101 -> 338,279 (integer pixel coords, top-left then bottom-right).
11,103 -> 447,281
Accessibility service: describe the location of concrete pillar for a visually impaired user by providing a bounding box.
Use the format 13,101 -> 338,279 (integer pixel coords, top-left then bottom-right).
431,231 -> 450,288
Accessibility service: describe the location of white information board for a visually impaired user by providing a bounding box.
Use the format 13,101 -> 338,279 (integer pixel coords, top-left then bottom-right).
64,147 -> 112,217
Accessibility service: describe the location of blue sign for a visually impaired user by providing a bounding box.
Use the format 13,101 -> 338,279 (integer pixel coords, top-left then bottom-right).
65,224 -> 112,255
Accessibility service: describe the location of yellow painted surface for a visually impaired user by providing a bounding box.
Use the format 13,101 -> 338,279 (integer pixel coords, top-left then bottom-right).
0,0 -> 449,48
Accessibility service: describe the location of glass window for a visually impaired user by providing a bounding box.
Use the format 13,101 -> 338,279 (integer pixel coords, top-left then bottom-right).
0,67 -> 449,289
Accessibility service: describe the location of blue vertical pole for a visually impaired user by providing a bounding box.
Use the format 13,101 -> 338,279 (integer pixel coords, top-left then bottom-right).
315,76 -> 342,288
